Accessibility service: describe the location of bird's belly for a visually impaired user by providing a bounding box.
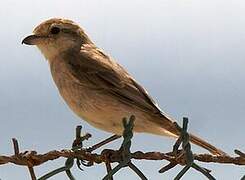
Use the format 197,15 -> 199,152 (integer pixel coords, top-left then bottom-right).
49,55 -> 173,137
56,80 -> 158,135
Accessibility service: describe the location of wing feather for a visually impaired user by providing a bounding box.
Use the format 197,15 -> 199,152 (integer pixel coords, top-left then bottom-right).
65,44 -> 163,116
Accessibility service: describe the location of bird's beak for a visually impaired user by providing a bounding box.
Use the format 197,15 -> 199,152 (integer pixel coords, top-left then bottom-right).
22,35 -> 44,45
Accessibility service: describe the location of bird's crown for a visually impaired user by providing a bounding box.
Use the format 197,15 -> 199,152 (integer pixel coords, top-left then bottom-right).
33,18 -> 81,35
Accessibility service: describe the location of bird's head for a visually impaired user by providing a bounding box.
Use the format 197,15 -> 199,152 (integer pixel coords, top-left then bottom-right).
22,18 -> 92,60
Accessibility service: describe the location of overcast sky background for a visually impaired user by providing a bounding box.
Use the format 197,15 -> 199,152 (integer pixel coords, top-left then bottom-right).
0,0 -> 244,179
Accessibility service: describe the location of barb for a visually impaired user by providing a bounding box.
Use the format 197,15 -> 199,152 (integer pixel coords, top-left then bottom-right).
105,161 -> 113,180
12,138 -> 20,155
159,162 -> 177,173
38,125 -> 91,180
12,138 -> 37,180
28,166 -> 37,180
0,117 -> 244,179
235,150 -> 245,158
235,150 -> 245,180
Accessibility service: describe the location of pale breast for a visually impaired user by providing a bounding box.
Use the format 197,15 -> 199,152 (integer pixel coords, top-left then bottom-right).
49,59 -> 123,132
49,58 -> 160,135
50,58 -> 97,113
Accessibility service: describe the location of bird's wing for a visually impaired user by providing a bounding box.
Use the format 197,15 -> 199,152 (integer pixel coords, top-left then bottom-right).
66,44 -> 164,116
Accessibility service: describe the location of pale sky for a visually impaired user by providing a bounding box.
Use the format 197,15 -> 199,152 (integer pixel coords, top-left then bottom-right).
0,0 -> 244,179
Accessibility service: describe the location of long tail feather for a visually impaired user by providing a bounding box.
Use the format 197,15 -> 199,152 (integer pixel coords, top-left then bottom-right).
157,115 -> 226,156
189,134 -> 226,156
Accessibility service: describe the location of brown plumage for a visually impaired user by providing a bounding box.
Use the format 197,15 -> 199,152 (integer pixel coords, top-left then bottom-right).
22,18 -> 225,155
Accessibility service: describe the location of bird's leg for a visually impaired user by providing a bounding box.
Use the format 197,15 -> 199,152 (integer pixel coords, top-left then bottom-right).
86,134 -> 121,152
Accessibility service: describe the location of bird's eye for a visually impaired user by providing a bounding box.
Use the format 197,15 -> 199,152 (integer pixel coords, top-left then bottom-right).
50,27 -> 60,34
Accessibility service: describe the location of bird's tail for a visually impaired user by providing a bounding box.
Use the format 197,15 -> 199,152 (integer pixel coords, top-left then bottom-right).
189,133 -> 226,156
156,115 -> 226,156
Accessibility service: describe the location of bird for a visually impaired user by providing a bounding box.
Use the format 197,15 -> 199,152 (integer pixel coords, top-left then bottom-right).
22,18 -> 225,155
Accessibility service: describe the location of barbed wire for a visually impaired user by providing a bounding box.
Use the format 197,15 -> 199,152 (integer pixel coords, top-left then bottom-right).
0,116 -> 244,179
